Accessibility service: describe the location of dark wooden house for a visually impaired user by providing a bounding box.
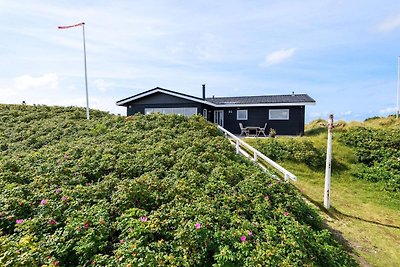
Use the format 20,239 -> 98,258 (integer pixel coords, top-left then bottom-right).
116,86 -> 316,135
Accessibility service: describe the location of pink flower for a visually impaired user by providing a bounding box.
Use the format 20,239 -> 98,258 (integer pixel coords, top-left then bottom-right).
269,183 -> 273,187
49,219 -> 57,225
195,223 -> 201,229
61,196 -> 67,201
240,235 -> 246,242
248,231 -> 253,236
119,239 -> 125,244
40,199 -> 47,205
140,216 -> 148,222
284,211 -> 289,216
264,195 -> 270,200
129,228 -> 133,232
84,222 -> 90,229
16,219 -> 24,224
55,188 -> 61,194
64,154 -> 68,159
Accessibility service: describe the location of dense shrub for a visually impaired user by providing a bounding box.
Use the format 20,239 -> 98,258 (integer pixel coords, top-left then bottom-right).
0,104 -> 355,266
340,127 -> 400,192
252,138 -> 326,168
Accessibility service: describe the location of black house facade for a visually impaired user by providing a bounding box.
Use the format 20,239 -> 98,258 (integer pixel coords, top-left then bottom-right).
116,87 -> 316,135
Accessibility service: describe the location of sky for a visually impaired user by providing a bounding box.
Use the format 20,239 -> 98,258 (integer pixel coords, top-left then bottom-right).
1,0 -> 400,122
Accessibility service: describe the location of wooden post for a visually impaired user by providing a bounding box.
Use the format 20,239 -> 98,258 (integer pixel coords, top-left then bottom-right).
236,140 -> 240,154
253,151 -> 257,162
397,56 -> 400,119
324,114 -> 334,209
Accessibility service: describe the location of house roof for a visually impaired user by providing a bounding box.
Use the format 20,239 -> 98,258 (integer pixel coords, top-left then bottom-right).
116,87 -> 210,106
206,94 -> 315,105
116,87 -> 316,107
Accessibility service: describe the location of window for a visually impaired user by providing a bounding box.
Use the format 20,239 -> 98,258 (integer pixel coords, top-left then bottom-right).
237,110 -> 248,120
145,107 -> 197,117
269,109 -> 289,120
203,109 -> 207,118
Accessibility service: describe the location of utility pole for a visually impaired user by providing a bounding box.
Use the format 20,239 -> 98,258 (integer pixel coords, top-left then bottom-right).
324,114 -> 334,209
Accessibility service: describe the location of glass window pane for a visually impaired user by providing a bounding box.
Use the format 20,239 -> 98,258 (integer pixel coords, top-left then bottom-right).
184,107 -> 197,116
152,108 -> 163,114
173,108 -> 184,115
163,108 -> 172,114
269,109 -> 289,120
145,107 -> 197,117
145,108 -> 153,114
237,110 -> 248,120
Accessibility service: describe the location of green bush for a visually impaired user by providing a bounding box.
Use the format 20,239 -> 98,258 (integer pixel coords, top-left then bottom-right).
253,138 -> 326,168
341,127 -> 400,192
253,139 -> 287,161
0,104 -> 355,266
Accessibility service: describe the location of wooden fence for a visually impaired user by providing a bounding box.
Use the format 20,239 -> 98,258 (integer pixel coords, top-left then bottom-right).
218,125 -> 297,182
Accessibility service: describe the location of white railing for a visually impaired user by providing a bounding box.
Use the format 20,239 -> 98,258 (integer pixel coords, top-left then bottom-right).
218,125 -> 297,182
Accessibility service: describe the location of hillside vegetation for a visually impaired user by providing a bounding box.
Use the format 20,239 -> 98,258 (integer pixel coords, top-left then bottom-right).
247,116 -> 400,266
0,104 -> 355,267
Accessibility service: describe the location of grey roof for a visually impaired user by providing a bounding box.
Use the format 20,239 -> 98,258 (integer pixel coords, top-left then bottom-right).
116,87 -> 316,107
206,94 -> 315,105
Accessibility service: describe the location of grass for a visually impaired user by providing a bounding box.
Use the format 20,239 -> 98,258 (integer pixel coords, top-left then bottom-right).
246,117 -> 400,267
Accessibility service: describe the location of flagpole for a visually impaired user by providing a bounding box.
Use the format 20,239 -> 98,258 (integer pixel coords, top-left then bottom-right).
82,22 -> 90,120
397,56 -> 399,119
58,22 -> 90,120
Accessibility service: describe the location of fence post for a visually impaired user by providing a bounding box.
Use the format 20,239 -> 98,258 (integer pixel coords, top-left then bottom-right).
253,151 -> 257,162
324,114 -> 334,209
236,140 -> 240,154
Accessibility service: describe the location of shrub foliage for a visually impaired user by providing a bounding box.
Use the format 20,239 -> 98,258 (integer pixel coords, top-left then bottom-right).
340,127 -> 400,192
251,138 -> 326,169
0,105 -> 355,266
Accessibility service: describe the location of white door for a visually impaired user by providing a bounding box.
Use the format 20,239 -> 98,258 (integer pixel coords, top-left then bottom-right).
214,110 -> 224,127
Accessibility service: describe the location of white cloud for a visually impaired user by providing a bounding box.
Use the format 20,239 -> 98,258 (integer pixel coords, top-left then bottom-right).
260,48 -> 296,67
14,73 -> 59,91
93,79 -> 112,92
379,106 -> 397,114
375,14 -> 400,32
340,110 -> 353,116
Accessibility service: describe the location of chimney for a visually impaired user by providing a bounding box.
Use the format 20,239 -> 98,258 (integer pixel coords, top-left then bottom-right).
292,91 -> 294,96
202,84 -> 206,100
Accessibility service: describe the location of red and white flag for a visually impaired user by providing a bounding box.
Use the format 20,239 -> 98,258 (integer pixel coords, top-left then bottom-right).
58,22 -> 85,29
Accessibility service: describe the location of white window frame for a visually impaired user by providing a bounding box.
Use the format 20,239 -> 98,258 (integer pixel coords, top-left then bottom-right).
237,110 -> 248,120
269,109 -> 289,120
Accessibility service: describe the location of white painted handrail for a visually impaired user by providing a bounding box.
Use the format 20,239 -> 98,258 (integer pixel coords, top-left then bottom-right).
218,125 -> 297,182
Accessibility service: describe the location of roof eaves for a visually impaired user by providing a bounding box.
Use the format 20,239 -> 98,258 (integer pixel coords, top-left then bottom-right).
116,87 -> 217,107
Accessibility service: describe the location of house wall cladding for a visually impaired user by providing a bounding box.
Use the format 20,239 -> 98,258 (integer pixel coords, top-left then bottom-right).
124,91 -> 306,136
222,106 -> 305,136
126,92 -> 205,116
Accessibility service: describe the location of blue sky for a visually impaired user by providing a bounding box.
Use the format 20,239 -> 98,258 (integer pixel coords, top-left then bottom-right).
1,0 -> 400,121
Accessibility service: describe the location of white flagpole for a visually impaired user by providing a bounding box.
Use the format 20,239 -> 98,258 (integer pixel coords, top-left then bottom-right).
58,22 -> 90,120
397,56 -> 399,119
82,22 -> 90,120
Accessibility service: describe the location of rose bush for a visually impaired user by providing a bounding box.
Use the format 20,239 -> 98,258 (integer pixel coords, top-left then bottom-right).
0,104 -> 355,266
340,127 -> 400,192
